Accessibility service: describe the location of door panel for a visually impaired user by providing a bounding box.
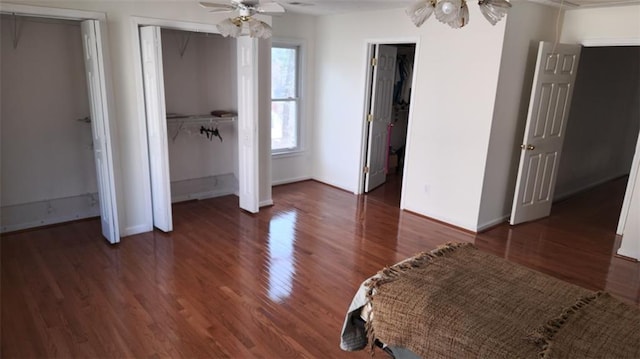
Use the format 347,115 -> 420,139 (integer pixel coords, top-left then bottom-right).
140,26 -> 173,232
81,20 -> 120,244
365,44 -> 397,192
510,41 -> 581,225
237,37 -> 259,213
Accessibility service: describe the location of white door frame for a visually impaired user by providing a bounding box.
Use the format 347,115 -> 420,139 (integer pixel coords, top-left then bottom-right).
0,3 -> 121,242
356,38 -> 420,211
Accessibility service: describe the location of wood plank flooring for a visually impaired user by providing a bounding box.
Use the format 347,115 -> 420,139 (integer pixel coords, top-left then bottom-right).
2,178 -> 639,358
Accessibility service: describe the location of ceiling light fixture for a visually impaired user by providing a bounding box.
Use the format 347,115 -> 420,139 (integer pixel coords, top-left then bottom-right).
216,15 -> 272,38
200,1 -> 284,39
406,0 -> 511,29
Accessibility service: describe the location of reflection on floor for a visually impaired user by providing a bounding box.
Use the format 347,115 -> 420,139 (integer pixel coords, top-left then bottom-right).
366,172 -> 403,207
1,177 -> 638,358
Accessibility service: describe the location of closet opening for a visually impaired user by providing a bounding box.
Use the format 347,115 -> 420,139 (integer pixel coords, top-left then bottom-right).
139,23 -> 248,232
0,12 -> 119,243
360,42 -> 416,207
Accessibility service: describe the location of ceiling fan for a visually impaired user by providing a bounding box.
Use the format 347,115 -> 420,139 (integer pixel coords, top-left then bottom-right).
200,0 -> 285,38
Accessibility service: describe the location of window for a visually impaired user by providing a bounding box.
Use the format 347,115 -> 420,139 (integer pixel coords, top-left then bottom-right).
271,43 -> 301,154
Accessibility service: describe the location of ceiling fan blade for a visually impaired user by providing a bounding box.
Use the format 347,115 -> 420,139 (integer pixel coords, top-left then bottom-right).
254,2 -> 285,13
206,8 -> 236,13
199,2 -> 237,10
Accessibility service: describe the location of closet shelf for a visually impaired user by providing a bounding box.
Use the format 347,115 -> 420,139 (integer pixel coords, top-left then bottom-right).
167,114 -> 236,125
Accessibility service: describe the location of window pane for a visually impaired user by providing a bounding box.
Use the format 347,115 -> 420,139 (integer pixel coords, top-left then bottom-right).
271,101 -> 297,151
271,47 -> 297,99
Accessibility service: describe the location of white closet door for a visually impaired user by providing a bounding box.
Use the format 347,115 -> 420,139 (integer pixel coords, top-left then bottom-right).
80,20 -> 120,244
140,26 -> 173,232
236,37 -> 260,213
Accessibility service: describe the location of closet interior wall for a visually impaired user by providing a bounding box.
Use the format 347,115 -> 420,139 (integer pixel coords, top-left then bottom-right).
161,29 -> 239,203
0,15 -> 99,233
389,44 -> 415,173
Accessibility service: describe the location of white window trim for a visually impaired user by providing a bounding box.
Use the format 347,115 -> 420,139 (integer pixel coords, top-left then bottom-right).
271,38 -> 305,156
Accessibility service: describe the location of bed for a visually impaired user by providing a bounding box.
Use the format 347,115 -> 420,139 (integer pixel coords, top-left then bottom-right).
340,243 -> 640,359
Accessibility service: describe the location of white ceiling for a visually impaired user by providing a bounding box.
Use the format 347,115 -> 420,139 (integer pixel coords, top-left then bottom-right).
278,0 -> 640,16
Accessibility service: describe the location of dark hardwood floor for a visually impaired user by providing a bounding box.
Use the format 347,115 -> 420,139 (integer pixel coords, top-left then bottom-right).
2,178 -> 638,357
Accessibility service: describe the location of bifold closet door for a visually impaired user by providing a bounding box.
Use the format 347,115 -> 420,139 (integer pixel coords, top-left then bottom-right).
140,26 -> 173,232
81,20 -> 120,244
236,37 -> 260,213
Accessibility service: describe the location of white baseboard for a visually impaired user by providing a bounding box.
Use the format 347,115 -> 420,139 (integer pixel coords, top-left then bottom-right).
260,199 -> 274,207
272,176 -> 312,186
122,223 -> 153,237
477,215 -> 510,232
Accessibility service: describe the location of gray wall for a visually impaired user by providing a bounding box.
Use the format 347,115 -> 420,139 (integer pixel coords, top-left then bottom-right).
555,46 -> 640,199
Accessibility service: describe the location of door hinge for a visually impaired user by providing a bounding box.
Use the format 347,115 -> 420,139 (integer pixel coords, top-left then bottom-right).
363,166 -> 370,174
367,114 -> 373,123
371,57 -> 377,66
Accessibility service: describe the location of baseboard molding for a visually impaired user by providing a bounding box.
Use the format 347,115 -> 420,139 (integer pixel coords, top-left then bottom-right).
272,176 -> 312,186
260,199 -> 274,207
402,208 -> 478,234
554,174 -> 628,202
477,215 -> 510,232
122,223 -> 153,237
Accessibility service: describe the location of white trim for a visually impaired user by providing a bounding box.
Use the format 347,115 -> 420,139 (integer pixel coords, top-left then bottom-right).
123,224 -> 154,237
477,215 -> 510,232
582,38 -> 640,47
617,132 -> 640,235
272,175 -> 312,186
0,3 -> 106,20
260,199 -> 274,207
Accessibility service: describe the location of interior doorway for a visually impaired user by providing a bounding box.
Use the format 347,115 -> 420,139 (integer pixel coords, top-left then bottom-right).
511,44 -> 639,235
360,42 -> 416,207
0,11 -> 119,244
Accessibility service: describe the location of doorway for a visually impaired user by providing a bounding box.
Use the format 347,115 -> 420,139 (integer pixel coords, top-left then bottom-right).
511,44 -> 639,235
0,11 -> 119,244
360,42 -> 416,207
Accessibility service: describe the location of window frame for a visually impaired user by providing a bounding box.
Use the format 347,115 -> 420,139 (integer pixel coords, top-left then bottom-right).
271,40 -> 303,156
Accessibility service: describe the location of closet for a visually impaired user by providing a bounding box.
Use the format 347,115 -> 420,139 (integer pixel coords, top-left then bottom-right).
158,29 -> 239,204
1,15 -> 98,233
388,45 -> 415,175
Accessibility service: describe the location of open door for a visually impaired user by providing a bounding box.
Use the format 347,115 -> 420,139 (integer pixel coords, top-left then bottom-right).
140,26 -> 173,232
80,20 -> 120,244
236,37 -> 260,213
510,41 -> 582,225
364,44 -> 397,192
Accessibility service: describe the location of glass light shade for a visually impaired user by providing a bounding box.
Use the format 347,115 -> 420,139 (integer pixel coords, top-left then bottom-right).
217,18 -> 241,37
478,0 -> 511,25
434,0 -> 461,23
406,0 -> 435,27
447,0 -> 469,28
248,19 -> 272,39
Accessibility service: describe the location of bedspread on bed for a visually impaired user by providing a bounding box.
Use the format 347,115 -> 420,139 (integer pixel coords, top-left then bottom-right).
341,242 -> 640,359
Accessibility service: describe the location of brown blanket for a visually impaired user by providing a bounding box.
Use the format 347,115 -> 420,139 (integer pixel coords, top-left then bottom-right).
365,243 -> 640,358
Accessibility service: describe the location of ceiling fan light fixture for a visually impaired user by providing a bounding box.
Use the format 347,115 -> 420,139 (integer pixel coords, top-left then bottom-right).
447,0 -> 469,28
248,18 -> 272,39
406,0 -> 510,28
406,0 -> 435,27
217,17 -> 242,37
435,0 -> 462,23
478,0 -> 512,25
